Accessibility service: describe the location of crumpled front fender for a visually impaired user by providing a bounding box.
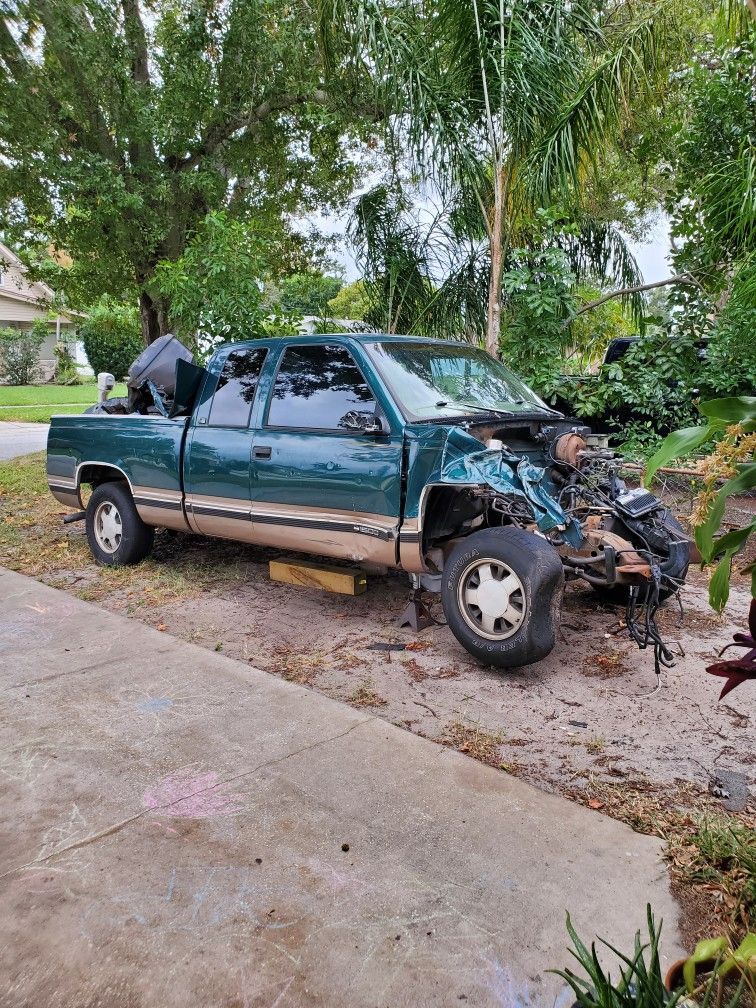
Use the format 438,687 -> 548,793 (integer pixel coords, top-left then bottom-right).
434,427 -> 583,546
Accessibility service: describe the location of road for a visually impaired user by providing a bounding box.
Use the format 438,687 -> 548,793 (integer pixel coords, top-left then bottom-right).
0,421 -> 49,460
0,567 -> 682,1008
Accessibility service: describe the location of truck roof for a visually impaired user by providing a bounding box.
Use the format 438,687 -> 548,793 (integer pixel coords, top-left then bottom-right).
218,333 -> 472,351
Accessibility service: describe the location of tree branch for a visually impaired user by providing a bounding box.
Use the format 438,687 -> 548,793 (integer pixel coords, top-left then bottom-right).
571,272 -> 700,317
174,90 -> 330,172
120,0 -> 158,167
121,0 -> 151,88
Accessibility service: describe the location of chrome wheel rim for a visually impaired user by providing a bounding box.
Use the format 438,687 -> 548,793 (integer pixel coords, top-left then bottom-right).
94,501 -> 122,554
457,557 -> 526,640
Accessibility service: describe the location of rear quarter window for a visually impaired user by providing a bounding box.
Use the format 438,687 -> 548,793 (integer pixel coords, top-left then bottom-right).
208,348 -> 268,428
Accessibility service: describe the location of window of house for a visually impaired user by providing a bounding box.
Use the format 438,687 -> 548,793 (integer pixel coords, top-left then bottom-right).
207,347 -> 268,428
267,344 -> 377,430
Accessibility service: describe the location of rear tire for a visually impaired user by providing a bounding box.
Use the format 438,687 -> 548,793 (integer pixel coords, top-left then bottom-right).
85,482 -> 154,566
441,527 -> 564,669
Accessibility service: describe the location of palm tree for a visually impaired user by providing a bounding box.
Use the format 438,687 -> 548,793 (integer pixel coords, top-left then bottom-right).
322,0 -> 695,355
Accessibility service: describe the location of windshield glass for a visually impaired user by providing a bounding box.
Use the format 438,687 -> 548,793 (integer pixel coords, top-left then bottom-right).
365,341 -> 553,421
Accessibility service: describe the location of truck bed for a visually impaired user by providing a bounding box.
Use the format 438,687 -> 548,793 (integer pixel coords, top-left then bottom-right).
47,413 -> 190,530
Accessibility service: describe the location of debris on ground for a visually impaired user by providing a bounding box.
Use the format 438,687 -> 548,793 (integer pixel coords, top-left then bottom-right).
708,769 -> 752,813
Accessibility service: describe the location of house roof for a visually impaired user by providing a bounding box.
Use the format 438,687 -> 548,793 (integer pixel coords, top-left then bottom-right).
0,242 -> 83,320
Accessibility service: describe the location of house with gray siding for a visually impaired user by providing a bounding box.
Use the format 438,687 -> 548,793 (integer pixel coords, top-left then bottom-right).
0,242 -> 78,381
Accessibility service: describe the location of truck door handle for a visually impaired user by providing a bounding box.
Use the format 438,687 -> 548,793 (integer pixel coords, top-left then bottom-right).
252,445 -> 272,459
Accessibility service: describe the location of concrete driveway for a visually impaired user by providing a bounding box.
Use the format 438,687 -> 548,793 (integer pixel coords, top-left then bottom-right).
0,422 -> 49,460
0,568 -> 682,1008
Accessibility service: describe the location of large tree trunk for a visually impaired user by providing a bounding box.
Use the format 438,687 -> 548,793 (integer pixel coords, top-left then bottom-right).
139,290 -> 169,345
485,163 -> 505,359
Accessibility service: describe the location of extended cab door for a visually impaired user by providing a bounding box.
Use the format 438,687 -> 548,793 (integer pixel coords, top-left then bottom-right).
247,341 -> 404,566
184,345 -> 269,539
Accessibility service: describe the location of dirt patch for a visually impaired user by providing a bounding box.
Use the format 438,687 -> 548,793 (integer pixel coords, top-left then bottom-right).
439,720 -> 509,768
2,453 -> 754,941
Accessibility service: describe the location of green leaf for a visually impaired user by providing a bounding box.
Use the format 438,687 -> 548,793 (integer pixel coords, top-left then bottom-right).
716,932 -> 756,981
709,552 -> 736,613
707,521 -> 756,560
643,424 -> 715,487
698,396 -> 756,424
683,936 -> 729,992
695,465 -> 756,561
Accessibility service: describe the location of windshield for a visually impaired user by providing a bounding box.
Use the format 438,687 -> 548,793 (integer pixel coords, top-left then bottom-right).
365,341 -> 553,421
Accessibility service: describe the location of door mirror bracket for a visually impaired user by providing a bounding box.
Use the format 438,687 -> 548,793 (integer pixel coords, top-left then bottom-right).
340,411 -> 386,435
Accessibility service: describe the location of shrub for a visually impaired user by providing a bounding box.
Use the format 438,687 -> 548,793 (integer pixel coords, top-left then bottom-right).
80,299 -> 143,379
0,325 -> 44,385
53,341 -> 83,385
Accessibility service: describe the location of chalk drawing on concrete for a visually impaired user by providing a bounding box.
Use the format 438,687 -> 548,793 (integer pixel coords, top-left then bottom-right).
142,767 -> 242,818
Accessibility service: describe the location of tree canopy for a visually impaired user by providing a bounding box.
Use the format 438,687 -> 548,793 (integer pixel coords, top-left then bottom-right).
278,271 -> 343,316
324,0 -> 703,354
0,0 -> 371,342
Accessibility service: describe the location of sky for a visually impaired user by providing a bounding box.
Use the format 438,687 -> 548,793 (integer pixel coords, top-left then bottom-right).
311,206 -> 674,286
626,215 -> 673,284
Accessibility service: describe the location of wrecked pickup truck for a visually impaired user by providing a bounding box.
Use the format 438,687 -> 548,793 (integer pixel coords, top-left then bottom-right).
47,334 -> 691,668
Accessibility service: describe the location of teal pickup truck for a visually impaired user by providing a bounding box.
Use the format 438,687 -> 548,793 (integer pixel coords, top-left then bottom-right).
47,334 -> 690,668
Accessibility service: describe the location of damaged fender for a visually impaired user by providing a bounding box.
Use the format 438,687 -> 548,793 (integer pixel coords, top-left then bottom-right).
405,425 -> 584,548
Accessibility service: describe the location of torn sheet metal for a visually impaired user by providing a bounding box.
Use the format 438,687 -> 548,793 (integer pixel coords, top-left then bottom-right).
435,426 -> 584,546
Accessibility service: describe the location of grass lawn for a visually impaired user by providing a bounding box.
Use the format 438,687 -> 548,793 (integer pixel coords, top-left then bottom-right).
0,382 -> 127,422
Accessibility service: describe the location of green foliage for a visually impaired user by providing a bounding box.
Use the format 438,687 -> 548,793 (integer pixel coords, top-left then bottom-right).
326,0 -> 693,351
559,329 -> 701,439
0,0 -> 368,341
683,820 -> 756,932
568,284 -> 638,373
645,396 -> 756,610
550,906 -> 676,1006
53,341 -> 83,386
278,272 -> 342,316
668,34 -> 756,283
327,279 -> 370,321
614,422 -> 665,463
351,184 -> 440,335
662,30 -> 756,406
500,246 -> 576,391
679,931 -> 756,1003
0,325 -> 44,385
79,299 -> 143,380
553,906 -> 755,1007
155,212 -> 301,353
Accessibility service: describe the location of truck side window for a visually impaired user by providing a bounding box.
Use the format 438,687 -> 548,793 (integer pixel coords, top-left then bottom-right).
208,348 -> 268,428
267,344 -> 377,430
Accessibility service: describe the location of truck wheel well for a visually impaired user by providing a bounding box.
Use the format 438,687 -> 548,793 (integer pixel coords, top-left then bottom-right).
422,486 -> 485,549
78,464 -> 131,492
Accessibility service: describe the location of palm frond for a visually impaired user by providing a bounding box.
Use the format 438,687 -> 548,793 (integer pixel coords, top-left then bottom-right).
529,8 -> 671,203
559,217 -> 644,322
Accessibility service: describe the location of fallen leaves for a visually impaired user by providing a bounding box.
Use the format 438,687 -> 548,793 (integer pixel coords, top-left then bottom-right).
348,683 -> 388,708
439,720 -> 507,768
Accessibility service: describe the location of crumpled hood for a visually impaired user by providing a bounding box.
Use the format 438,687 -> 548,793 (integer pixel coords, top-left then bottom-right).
406,424 -> 583,547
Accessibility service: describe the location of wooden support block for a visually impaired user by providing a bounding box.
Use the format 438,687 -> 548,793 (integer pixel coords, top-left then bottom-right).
269,557 -> 368,596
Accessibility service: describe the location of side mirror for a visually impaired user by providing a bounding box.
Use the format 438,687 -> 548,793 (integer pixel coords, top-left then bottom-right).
340,410 -> 386,435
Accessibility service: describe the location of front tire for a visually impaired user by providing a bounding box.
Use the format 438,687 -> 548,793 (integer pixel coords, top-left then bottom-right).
441,527 -> 564,668
85,482 -> 154,566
